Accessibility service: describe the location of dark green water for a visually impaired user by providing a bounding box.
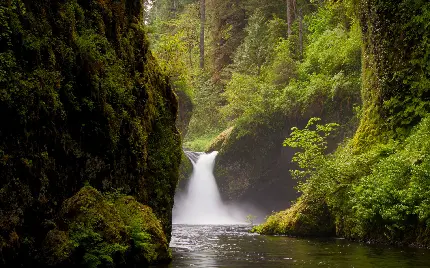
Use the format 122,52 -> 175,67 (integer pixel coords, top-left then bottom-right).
162,224 -> 430,267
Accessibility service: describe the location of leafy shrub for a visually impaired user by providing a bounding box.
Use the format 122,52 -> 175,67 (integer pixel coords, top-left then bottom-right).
349,116 -> 430,242
284,117 -> 339,182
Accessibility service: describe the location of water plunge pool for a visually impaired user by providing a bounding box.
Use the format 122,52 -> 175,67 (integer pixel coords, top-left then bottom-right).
159,224 -> 430,268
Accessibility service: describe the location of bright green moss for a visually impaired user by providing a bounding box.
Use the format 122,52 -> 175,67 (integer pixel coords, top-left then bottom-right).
253,196 -> 335,236
42,187 -> 171,267
354,0 -> 430,147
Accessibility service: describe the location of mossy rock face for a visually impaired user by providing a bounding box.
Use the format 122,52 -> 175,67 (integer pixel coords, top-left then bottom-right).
176,152 -> 193,193
353,0 -> 430,148
0,0 -> 181,265
42,187 -> 171,267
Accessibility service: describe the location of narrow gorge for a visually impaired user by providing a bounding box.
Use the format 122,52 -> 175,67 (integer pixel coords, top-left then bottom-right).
1,0 -> 430,267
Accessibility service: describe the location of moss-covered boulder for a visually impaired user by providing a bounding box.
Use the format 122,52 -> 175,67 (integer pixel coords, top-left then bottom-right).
0,0 -> 181,266
42,187 -> 171,267
253,196 -> 335,237
115,195 -> 171,265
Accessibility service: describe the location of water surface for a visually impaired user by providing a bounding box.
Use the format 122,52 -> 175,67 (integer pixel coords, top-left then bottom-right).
163,224 -> 430,267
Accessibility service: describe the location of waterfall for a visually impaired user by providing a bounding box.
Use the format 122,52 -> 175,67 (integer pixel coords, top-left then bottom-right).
173,151 -> 245,225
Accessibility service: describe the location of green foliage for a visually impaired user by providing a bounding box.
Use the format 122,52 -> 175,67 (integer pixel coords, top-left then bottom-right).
221,2 -> 361,131
149,1 -> 227,144
232,9 -> 282,75
72,228 -> 128,268
286,0 -> 430,245
257,113 -> 430,245
115,196 -> 171,263
251,1 -> 430,242
264,39 -> 297,87
220,11 -> 291,126
205,0 -> 362,211
184,129 -> 221,152
283,118 -> 339,182
185,73 -> 227,141
150,0 -> 361,156
150,2 -> 200,98
62,187 -> 129,267
302,23 -> 361,76
222,73 -> 280,122
348,116 -> 430,241
306,2 -> 354,39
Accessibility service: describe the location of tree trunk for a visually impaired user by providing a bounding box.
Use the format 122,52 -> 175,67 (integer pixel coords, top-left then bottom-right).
298,8 -> 303,58
199,0 -> 205,69
286,0 -> 296,37
173,0 -> 177,13
189,46 -> 193,69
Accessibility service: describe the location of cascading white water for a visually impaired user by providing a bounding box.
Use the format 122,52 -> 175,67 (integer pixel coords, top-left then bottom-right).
173,151 -> 245,225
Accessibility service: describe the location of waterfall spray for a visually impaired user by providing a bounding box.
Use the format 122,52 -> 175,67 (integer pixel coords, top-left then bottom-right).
173,151 -> 246,225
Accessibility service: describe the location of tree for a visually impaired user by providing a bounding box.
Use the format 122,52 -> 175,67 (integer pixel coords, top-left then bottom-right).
283,118 -> 339,182
207,0 -> 247,78
232,9 -> 270,75
199,0 -> 205,68
286,0 -> 296,37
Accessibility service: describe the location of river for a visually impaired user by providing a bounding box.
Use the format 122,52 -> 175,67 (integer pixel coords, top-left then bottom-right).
160,224 -> 430,267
